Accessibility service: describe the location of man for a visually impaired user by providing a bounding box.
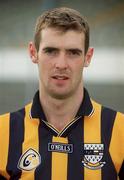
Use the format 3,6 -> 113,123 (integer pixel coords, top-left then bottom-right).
0,7 -> 124,180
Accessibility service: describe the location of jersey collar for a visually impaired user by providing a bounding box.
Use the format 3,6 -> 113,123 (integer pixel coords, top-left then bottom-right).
30,88 -> 94,121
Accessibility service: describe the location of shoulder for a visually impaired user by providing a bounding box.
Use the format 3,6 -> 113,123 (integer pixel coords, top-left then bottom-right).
0,103 -> 32,123
92,97 -> 124,128
91,99 -> 124,118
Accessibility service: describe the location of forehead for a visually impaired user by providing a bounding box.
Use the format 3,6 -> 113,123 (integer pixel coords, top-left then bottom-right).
40,28 -> 85,49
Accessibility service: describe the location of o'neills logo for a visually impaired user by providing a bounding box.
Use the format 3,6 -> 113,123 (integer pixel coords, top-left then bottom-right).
48,142 -> 73,153
18,148 -> 41,171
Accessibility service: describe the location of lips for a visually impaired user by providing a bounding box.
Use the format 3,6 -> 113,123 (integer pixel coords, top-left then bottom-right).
52,75 -> 69,80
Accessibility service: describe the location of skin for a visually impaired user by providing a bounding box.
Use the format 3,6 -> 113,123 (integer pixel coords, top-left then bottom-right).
29,28 -> 94,131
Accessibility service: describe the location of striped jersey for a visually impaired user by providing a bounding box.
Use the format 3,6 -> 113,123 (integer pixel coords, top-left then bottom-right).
0,88 -> 124,180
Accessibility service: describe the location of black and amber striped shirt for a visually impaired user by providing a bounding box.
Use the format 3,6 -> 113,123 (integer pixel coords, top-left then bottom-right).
0,89 -> 124,180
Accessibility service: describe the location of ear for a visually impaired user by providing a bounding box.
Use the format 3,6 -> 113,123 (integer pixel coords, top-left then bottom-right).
28,42 -> 38,63
84,47 -> 94,67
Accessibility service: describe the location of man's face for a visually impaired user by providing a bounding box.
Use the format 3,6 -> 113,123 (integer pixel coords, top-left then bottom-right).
30,28 -> 93,99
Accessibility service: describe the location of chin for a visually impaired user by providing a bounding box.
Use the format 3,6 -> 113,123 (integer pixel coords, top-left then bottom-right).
50,91 -> 72,100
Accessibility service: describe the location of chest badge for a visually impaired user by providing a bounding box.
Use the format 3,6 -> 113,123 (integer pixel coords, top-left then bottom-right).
18,148 -> 41,171
82,143 -> 106,170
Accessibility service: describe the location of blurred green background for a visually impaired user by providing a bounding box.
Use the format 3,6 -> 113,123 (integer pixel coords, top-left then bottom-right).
0,0 -> 124,114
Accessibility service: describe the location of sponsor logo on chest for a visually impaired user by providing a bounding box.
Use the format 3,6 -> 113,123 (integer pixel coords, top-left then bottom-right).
48,142 -> 73,153
17,148 -> 41,171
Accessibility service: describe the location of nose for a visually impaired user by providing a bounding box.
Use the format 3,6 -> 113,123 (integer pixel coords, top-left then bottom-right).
54,52 -> 68,70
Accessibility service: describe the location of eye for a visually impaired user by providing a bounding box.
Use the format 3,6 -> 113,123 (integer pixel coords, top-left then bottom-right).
43,47 -> 58,55
67,49 -> 82,56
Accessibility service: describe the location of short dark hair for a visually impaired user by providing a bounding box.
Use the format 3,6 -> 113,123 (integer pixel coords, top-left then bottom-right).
34,7 -> 90,54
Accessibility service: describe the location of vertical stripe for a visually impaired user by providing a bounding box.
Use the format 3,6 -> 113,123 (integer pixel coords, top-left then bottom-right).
0,174 -> 7,179
84,101 -> 101,180
0,114 -> 10,179
6,108 -> 25,179
20,104 -> 40,180
52,136 -> 68,180
110,112 -> 124,174
119,161 -> 124,179
35,121 -> 52,180
67,119 -> 84,180
101,106 -> 117,180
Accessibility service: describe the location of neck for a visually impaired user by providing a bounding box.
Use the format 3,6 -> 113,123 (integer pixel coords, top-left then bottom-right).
39,85 -> 84,131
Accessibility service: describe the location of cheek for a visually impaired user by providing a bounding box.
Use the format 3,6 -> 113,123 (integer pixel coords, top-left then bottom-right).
38,61 -> 52,80
73,62 -> 83,73
74,64 -> 83,79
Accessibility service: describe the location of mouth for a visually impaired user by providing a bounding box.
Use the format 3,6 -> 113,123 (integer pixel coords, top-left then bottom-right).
52,75 -> 69,80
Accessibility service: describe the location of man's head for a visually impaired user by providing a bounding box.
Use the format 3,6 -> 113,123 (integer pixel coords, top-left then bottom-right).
34,7 -> 89,54
29,7 -> 93,100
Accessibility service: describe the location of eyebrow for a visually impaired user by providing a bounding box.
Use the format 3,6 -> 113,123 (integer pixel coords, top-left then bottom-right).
66,48 -> 83,54
42,47 -> 83,53
42,47 -> 58,51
